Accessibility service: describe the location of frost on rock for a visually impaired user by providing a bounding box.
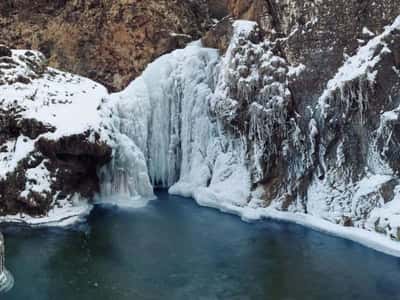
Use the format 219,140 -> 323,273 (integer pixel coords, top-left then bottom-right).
305,15 -> 400,236
318,16 -> 400,120
207,21 -> 310,210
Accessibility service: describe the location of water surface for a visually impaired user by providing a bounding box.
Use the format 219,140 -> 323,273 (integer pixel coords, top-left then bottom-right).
2,190 -> 400,300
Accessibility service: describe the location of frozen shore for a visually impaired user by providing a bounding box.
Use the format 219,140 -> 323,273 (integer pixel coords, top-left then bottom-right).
1,187 -> 400,257
0,198 -> 92,227
170,185 -> 400,258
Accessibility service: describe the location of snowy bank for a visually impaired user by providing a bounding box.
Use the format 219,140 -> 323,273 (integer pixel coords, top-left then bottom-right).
182,190 -> 400,257
0,196 -> 92,227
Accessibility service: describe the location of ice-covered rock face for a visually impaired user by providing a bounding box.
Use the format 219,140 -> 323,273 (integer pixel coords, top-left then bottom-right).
99,21 -> 300,209
305,17 -> 400,231
99,16 -> 400,244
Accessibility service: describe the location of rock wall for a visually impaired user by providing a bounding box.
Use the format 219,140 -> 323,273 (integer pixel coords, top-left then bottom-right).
200,2 -> 400,239
1,0 -> 397,94
214,0 -> 399,100
0,0 -> 210,91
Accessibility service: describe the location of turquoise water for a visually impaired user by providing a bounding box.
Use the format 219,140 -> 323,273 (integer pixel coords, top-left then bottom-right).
2,190 -> 400,300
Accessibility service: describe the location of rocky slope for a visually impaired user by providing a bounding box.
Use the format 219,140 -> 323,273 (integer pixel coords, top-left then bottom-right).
1,0 -> 400,249
0,0 -> 210,91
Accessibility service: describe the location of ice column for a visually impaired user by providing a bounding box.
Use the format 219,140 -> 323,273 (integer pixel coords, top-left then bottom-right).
0,232 -> 14,293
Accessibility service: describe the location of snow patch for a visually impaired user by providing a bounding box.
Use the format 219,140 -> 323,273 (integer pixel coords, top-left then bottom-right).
319,16 -> 400,112
0,194 -> 92,227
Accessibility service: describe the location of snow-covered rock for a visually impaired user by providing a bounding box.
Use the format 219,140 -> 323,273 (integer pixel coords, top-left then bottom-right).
0,46 -> 111,225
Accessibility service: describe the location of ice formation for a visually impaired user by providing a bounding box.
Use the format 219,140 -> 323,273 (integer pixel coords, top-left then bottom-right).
96,18 -> 400,255
99,23 -> 260,208
97,20 -> 298,211
98,42 -> 225,205
0,233 -> 13,293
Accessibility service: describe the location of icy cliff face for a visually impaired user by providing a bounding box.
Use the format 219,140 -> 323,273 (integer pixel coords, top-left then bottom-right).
98,16 -> 400,246
306,16 -> 400,235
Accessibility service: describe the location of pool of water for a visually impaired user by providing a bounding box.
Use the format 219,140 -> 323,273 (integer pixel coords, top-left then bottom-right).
2,190 -> 400,300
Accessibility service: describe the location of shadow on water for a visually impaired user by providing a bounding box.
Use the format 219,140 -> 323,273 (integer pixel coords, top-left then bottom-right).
1,190 -> 400,300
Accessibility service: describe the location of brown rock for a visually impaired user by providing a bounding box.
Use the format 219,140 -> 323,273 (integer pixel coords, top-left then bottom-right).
36,133 -> 112,201
0,0 -> 210,91
0,45 -> 11,57
206,0 -> 229,19
202,18 -> 233,53
0,130 -> 112,217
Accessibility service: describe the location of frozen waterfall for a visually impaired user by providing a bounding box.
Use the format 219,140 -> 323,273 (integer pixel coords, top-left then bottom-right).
98,42 -> 223,204
97,22 -> 256,210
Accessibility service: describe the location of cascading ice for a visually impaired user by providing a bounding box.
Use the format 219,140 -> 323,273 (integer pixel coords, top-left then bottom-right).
98,42 -> 223,204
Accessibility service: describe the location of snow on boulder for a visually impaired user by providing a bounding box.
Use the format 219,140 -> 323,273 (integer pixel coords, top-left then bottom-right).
0,46 -> 112,225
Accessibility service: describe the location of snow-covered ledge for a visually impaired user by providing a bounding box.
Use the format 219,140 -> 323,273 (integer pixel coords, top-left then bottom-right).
0,194 -> 93,228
